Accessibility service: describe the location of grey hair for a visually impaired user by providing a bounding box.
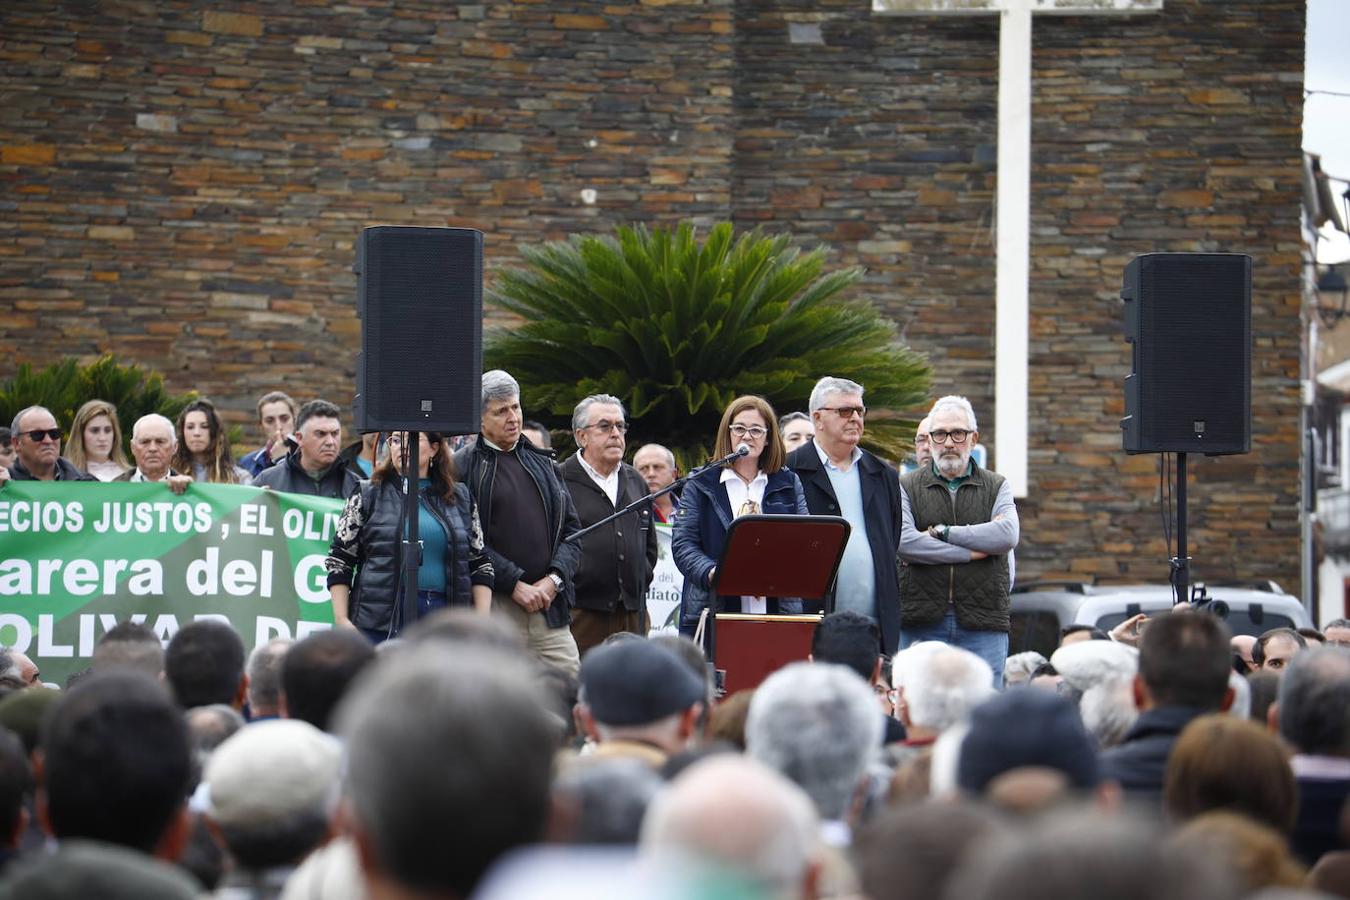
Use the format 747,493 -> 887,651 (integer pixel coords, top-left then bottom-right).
745,662 -> 881,821
481,370 -> 520,407
553,758 -> 663,845
10,405 -> 54,434
246,637 -> 293,715
634,443 -> 677,471
1003,651 -> 1047,687
338,644 -> 557,896
808,377 -> 865,414
1276,646 -> 1350,755
641,755 -> 820,900
1079,674 -> 1139,749
1226,670 -> 1251,721
131,413 -> 176,443
928,395 -> 978,432
571,394 -> 626,433
894,643 -> 994,733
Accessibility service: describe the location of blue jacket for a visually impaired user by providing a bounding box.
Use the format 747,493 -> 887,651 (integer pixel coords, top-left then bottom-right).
672,466 -> 808,628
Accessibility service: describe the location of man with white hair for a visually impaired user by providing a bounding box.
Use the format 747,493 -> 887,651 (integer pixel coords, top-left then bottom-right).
746,661 -> 882,847
893,642 -> 994,744
898,395 -> 1019,686
114,413 -> 192,493
787,376 -> 905,653
642,755 -> 824,900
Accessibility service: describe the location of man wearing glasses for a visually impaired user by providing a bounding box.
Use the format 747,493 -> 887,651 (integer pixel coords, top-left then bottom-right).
898,395 -> 1020,687
560,394 -> 658,655
2,406 -> 97,483
787,376 -> 906,654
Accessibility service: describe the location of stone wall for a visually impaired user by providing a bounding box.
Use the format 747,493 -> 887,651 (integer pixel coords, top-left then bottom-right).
0,0 -> 1305,591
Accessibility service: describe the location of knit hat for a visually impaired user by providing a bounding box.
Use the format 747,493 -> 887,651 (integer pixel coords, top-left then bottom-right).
957,688 -> 1100,793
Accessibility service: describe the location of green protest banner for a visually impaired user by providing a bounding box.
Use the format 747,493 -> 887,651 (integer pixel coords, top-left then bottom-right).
0,481 -> 341,686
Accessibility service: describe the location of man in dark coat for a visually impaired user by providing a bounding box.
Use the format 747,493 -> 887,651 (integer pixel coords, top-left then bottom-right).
1098,611 -> 1234,806
252,399 -> 359,500
4,406 -> 97,483
560,394 -> 658,657
788,377 -> 904,654
454,370 -> 583,675
1275,646 -> 1350,866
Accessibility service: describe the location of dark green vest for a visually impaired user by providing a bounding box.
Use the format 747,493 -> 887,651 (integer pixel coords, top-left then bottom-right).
899,462 -> 1011,632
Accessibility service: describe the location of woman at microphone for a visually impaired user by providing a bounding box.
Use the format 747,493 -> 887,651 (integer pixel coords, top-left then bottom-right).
673,395 -> 808,639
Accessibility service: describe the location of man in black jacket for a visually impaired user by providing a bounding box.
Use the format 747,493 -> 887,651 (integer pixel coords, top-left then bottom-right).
252,399 -> 359,500
454,370 -> 583,674
1098,611 -> 1234,805
787,377 -> 904,654
560,394 -> 658,656
4,406 -> 96,483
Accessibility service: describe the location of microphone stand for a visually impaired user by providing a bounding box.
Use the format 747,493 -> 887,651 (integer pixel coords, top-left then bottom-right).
565,445 -> 749,544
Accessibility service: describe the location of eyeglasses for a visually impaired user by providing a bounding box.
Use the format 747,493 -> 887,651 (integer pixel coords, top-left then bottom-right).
929,429 -> 971,445
819,406 -> 866,419
585,420 -> 628,434
22,429 -> 62,443
729,424 -> 768,439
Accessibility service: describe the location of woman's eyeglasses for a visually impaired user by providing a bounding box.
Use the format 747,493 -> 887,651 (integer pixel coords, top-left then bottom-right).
729,424 -> 768,439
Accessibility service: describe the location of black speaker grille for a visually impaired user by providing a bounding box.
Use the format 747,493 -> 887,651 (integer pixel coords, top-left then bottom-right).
1122,252 -> 1250,455
355,226 -> 483,434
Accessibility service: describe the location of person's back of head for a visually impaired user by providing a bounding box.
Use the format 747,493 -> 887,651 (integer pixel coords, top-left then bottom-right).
164,620 -> 246,710
205,719 -> 341,871
1170,811 -> 1307,893
245,637 -> 292,718
1137,611 -> 1232,709
184,704 -> 245,786
337,644 -> 558,898
40,671 -> 191,855
896,644 -> 994,734
856,800 -> 1004,900
92,621 -> 165,679
406,606 -> 527,653
810,611 -> 881,682
956,689 -> 1100,798
0,726 -> 30,850
1276,645 -> 1350,757
641,755 -> 821,900
744,661 -> 881,822
578,639 -> 706,753
1163,713 -> 1297,835
281,629 -> 376,732
552,758 -> 662,845
947,810 -> 1237,900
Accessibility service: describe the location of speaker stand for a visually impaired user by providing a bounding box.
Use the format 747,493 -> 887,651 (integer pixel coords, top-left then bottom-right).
399,434 -> 421,634
1169,451 -> 1191,606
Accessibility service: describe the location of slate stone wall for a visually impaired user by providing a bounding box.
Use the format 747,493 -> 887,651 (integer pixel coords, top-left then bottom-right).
0,0 -> 1305,590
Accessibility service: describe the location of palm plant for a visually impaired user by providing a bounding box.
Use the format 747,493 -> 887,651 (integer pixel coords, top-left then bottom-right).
486,222 -> 931,466
0,355 -> 199,453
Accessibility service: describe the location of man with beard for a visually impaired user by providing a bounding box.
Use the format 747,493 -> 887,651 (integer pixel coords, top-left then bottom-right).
897,396 -> 1019,687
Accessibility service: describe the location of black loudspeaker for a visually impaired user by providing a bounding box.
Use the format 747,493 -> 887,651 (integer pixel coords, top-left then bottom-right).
353,226 -> 483,434
1121,252 -> 1251,455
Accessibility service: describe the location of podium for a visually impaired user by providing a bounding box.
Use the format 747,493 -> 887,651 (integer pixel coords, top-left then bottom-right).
702,514 -> 850,693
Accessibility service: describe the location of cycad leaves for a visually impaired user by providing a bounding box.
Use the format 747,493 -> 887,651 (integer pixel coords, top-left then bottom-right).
485,222 -> 931,466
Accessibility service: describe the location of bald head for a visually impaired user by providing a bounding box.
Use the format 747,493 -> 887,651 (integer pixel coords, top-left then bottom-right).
642,755 -> 821,900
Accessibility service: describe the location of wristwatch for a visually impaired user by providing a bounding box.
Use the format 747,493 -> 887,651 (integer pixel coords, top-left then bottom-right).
547,572 -> 564,592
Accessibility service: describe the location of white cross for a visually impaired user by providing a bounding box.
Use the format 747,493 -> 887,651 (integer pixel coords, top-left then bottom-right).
874,0 -> 1163,497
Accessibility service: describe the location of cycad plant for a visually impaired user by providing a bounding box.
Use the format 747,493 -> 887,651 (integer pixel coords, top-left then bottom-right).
486,222 -> 930,466
0,355 -> 199,453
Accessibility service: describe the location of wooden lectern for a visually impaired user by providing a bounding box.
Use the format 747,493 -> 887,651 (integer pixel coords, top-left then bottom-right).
703,514 -> 850,693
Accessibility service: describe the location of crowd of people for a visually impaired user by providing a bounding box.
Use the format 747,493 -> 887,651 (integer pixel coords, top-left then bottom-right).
0,374 -> 1348,898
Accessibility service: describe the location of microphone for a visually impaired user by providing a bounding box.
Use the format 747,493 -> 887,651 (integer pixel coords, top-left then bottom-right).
735,442 -> 750,458
687,442 -> 754,478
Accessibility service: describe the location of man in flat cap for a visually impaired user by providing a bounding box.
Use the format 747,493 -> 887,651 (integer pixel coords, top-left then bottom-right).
576,639 -> 707,767
204,718 -> 342,894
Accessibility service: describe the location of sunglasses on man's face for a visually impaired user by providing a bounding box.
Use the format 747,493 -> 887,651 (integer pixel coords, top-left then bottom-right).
22,429 -> 62,443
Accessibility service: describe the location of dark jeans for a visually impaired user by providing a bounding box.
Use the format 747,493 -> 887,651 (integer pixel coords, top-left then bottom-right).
361,590 -> 447,644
